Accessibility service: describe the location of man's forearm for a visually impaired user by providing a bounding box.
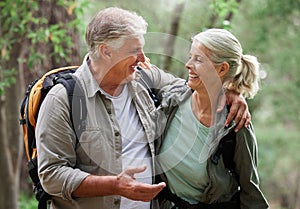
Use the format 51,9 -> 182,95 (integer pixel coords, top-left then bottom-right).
72,175 -> 117,197
71,166 -> 166,202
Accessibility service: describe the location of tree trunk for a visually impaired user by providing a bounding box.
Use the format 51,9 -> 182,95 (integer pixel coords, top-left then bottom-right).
0,93 -> 18,209
6,41 -> 24,194
224,0 -> 242,21
162,2 -> 185,71
0,22 -> 23,207
294,174 -> 300,209
20,0 -> 81,84
0,69 -> 20,209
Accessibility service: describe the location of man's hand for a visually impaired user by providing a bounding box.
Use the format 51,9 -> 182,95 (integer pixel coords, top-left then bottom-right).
72,165 -> 165,200
220,90 -> 251,132
115,165 -> 166,202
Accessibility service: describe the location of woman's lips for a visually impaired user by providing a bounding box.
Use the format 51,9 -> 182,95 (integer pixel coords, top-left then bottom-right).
189,74 -> 199,79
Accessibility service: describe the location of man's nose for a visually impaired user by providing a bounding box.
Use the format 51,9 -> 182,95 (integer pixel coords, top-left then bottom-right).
137,51 -> 146,62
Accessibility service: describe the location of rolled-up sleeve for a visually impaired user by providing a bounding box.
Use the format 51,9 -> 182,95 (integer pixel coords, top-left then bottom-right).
36,84 -> 90,200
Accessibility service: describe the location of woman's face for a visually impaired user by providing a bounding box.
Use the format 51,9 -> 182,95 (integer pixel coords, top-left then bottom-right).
185,41 -> 223,93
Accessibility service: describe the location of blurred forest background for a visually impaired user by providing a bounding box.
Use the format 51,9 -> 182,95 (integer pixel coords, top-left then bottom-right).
0,0 -> 299,208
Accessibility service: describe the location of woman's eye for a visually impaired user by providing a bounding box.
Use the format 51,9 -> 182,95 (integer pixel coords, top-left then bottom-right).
195,57 -> 202,62
188,55 -> 202,63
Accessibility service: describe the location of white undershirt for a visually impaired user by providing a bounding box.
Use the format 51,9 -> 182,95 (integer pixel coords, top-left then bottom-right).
100,84 -> 152,209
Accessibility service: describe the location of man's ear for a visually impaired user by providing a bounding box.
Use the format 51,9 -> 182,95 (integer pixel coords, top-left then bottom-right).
218,62 -> 229,78
98,44 -> 112,60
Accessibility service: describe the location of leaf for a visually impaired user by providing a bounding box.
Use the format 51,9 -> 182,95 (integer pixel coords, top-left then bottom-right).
1,47 -> 7,58
67,3 -> 77,15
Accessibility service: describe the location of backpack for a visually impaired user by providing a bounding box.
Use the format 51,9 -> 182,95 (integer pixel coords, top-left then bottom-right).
19,66 -> 87,209
19,65 -> 159,209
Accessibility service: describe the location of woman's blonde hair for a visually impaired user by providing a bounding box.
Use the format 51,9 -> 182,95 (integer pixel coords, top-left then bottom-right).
193,28 -> 260,99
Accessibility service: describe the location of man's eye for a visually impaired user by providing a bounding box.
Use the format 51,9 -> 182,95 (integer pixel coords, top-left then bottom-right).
133,49 -> 140,53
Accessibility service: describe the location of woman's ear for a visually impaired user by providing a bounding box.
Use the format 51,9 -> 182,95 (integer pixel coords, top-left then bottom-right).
218,62 -> 229,78
98,44 -> 112,60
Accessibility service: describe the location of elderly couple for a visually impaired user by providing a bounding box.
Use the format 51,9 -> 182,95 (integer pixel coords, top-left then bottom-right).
36,7 -> 269,209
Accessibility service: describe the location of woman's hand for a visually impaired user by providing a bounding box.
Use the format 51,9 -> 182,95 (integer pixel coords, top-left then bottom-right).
219,90 -> 251,132
138,57 -> 151,70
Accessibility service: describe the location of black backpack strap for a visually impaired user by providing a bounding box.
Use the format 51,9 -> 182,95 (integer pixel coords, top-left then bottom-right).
36,187 -> 51,209
158,187 -> 195,209
211,130 -> 237,173
19,79 -> 38,125
221,130 -> 237,172
136,66 -> 160,107
26,157 -> 51,209
20,80 -> 39,158
54,73 -> 87,145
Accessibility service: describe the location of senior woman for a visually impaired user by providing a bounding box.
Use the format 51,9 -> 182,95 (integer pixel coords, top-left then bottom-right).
155,29 -> 269,209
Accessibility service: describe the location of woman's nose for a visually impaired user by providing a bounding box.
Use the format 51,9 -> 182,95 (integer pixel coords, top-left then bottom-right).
185,60 -> 192,70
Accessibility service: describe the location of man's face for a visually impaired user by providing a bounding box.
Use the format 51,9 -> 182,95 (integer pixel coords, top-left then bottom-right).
104,36 -> 146,86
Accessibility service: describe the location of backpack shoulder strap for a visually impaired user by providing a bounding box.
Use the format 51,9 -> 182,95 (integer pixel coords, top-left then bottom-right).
211,130 -> 237,173
54,73 -> 87,145
221,130 -> 237,172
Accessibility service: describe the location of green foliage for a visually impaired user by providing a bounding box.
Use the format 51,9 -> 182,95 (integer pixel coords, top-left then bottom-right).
231,0 -> 300,206
209,0 -> 239,28
210,0 -> 239,15
0,0 -> 89,94
257,125 -> 300,176
231,0 -> 300,128
19,194 -> 38,209
0,69 -> 16,95
256,124 -> 300,208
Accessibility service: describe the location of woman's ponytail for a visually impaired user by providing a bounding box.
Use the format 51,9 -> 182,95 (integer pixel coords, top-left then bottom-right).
229,54 -> 260,99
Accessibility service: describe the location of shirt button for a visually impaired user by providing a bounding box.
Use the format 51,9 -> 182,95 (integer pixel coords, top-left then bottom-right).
115,132 -> 120,137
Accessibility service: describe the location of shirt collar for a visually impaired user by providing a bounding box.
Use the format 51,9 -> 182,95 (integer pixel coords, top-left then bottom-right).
74,54 -> 100,98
